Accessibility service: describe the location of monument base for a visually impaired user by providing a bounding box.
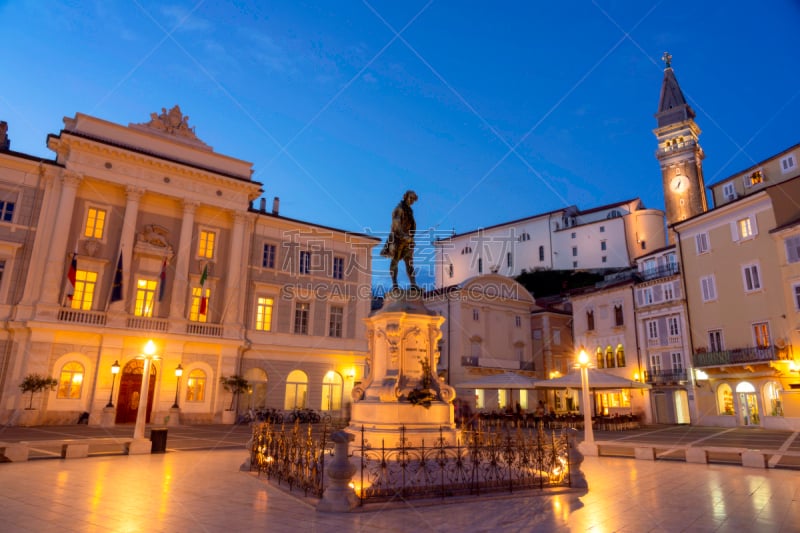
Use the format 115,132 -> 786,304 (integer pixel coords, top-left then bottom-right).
348,400 -> 458,448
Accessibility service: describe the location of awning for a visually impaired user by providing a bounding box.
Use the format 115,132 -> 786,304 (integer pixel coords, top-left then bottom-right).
532,368 -> 651,390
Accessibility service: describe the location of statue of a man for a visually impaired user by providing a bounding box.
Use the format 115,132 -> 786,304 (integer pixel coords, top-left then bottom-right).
381,190 -> 418,290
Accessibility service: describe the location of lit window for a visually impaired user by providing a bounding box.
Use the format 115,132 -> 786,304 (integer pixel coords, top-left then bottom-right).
185,369 -> 206,402
329,305 -> 343,338
57,361 -> 84,399
189,286 -> 210,322
134,279 -> 157,317
596,347 -> 604,369
753,322 -> 770,348
737,217 -> 754,240
616,346 -> 625,367
294,302 -> 309,334
198,230 -> 216,259
0,200 -> 15,223
742,264 -> 761,292
749,170 -> 763,186
262,244 -> 276,268
84,208 -> 106,239
284,370 -> 308,409
606,346 -> 615,368
71,270 -> 97,310
333,256 -> 344,280
255,297 -> 274,331
299,251 -> 311,274
321,371 -> 343,411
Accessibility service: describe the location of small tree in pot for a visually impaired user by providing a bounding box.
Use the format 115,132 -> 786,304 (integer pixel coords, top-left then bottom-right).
19,374 -> 58,410
219,375 -> 249,412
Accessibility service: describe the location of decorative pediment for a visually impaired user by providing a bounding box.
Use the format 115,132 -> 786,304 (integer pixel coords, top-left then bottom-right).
134,224 -> 175,265
134,105 -> 209,147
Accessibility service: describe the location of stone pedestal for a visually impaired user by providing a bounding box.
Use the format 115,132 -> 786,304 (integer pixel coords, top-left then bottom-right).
100,407 -> 116,427
166,407 -> 181,427
128,439 -> 152,455
317,431 -> 358,512
348,289 -> 457,447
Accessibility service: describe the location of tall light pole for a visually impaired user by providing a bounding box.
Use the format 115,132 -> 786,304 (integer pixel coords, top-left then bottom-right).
133,340 -> 159,441
172,364 -> 183,409
106,360 -> 120,408
577,349 -> 597,456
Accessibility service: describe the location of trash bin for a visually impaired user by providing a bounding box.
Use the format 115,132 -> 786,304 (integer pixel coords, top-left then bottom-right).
150,428 -> 168,453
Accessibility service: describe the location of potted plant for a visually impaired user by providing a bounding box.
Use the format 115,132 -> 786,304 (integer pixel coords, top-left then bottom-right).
18,374 -> 58,426
219,375 -> 249,423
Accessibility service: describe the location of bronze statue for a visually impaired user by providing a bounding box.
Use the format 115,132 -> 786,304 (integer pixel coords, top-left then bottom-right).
381,190 -> 418,290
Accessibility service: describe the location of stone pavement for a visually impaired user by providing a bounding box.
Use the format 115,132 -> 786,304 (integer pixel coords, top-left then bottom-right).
1,423 -> 800,531
1,446 -> 799,532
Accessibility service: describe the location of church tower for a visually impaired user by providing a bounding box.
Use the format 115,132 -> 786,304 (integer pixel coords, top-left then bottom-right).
654,53 -> 708,241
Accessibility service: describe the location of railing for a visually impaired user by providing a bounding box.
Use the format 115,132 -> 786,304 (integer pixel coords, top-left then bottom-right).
126,316 -> 169,332
639,263 -> 680,281
58,308 -> 107,326
643,369 -> 688,384
354,425 -> 572,504
186,322 -> 223,337
692,345 -> 786,368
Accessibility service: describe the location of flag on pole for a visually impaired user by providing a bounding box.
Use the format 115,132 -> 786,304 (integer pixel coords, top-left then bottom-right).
65,252 -> 78,302
158,258 -> 167,302
198,263 -> 208,314
110,251 -> 124,303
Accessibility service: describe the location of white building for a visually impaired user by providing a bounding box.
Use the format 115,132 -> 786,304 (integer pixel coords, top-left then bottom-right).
0,109 -> 378,427
434,199 -> 666,288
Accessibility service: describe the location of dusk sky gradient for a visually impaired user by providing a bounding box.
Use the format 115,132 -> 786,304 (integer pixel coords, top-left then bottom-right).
2,1 -> 798,288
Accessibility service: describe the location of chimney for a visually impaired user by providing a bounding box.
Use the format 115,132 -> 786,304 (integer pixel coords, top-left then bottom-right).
0,121 -> 9,151
272,197 -> 280,215
259,198 -> 266,212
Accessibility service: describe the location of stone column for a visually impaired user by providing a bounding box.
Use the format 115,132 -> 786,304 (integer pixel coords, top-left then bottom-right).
170,201 -> 197,320
38,170 -> 83,309
317,431 -> 357,512
222,211 -> 247,330
108,186 -> 143,315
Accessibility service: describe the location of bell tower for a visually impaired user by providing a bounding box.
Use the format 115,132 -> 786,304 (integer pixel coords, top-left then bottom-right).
654,52 -> 708,241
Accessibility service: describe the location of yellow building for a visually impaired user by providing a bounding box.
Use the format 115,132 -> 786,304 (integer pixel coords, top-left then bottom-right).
0,109 -> 378,427
675,144 -> 800,430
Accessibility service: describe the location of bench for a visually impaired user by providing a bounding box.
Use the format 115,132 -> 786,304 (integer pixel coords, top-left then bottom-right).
12,437 -> 137,461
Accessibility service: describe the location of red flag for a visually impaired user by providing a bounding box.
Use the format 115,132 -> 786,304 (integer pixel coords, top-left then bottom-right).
198,264 -> 208,314
65,252 -> 77,301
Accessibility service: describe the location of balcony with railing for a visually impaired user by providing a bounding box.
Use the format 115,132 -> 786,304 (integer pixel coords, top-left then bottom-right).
643,369 -> 688,384
58,308 -> 107,326
186,322 -> 223,337
692,345 -> 789,368
126,316 -> 169,332
638,263 -> 680,281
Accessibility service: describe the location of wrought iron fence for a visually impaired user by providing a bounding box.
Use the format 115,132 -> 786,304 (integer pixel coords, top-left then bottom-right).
354,425 -> 572,504
248,421 -> 329,498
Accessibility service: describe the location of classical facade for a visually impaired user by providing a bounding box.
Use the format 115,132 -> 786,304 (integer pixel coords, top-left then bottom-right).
433,199 -> 666,288
0,109 -> 378,426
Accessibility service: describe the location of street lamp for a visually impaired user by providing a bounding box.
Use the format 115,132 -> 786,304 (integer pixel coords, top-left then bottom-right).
172,364 -> 183,409
577,349 -> 596,455
133,340 -> 159,441
106,360 -> 120,408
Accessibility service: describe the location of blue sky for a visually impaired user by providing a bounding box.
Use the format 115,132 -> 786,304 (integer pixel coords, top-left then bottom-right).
1,1 -> 799,289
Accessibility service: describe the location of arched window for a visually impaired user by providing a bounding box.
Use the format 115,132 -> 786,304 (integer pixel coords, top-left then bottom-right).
596,347 -> 604,369
539,245 -> 545,261
245,368 -> 268,410
185,369 -> 207,402
717,383 -> 733,415
57,361 -> 84,399
518,232 -> 530,242
615,345 -> 626,367
284,370 -> 308,409
321,371 -> 343,411
605,346 -> 615,368
461,246 -> 473,255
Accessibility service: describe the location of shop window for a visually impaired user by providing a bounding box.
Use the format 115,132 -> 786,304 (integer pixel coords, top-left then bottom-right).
57,361 -> 84,399
284,370 -> 308,409
185,369 -> 206,402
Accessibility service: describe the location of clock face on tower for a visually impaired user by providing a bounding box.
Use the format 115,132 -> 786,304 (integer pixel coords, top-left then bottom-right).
670,175 -> 689,193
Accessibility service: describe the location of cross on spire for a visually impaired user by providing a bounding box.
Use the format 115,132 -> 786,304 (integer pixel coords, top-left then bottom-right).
662,51 -> 672,68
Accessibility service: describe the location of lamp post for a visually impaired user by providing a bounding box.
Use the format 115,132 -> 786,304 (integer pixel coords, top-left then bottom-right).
133,340 -> 159,441
172,364 -> 183,409
106,360 -> 120,408
577,349 -> 596,455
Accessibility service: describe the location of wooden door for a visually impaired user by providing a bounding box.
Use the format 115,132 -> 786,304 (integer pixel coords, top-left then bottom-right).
115,360 -> 157,424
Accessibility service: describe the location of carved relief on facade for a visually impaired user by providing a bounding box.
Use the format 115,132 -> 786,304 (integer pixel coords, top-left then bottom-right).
133,105 -> 210,147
